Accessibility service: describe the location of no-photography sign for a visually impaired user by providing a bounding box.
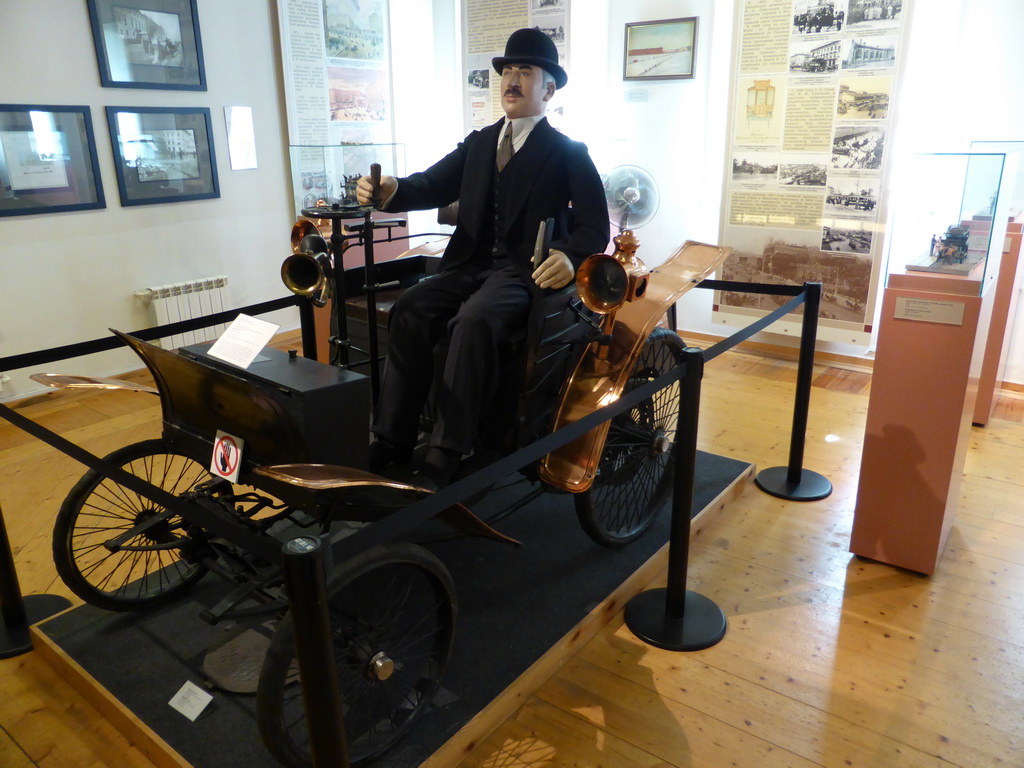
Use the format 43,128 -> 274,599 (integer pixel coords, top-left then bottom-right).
211,430 -> 244,482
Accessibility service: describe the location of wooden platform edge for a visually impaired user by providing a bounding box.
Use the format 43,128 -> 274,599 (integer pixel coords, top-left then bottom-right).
29,624 -> 192,768
421,461 -> 756,767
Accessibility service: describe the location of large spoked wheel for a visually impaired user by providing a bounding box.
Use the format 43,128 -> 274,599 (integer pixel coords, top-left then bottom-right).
575,327 -> 686,547
257,542 -> 457,768
52,438 -> 210,611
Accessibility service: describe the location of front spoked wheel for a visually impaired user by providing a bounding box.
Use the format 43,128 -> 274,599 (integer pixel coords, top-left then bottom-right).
52,438 -> 210,611
575,327 -> 685,546
257,542 -> 457,767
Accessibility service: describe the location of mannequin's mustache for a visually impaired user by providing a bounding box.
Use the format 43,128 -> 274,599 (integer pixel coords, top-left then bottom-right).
504,86 -> 523,96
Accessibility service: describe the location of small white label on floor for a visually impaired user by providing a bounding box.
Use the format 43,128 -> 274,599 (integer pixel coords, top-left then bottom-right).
894,297 -> 966,326
169,681 -> 214,722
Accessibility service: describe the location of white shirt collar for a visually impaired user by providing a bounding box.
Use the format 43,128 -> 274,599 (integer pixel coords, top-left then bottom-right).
499,115 -> 544,153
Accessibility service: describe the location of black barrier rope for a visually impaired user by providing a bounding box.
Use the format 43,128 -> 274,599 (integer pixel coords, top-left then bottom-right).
0,401 -> 282,564
0,295 -> 302,373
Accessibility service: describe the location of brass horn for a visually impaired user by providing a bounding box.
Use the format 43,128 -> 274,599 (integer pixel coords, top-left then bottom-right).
282,220 -> 334,307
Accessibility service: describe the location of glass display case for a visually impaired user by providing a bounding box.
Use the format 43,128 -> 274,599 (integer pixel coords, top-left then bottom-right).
886,151 -> 1019,295
288,143 -> 404,215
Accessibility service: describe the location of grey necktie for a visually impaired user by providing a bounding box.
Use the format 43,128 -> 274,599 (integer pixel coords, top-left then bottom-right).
496,124 -> 513,172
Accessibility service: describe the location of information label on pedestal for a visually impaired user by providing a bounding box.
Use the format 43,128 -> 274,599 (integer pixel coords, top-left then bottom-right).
894,297 -> 965,326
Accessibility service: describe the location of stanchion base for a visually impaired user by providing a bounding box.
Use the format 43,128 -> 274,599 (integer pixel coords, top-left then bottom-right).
755,466 -> 832,501
0,594 -> 73,659
624,588 -> 727,652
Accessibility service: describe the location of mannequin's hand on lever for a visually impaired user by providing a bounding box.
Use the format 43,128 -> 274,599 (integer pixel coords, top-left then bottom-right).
532,250 -> 574,290
356,174 -> 397,207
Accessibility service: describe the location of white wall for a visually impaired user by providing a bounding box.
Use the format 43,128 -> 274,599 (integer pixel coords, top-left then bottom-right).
4,0 -> 1024,400
0,0 -> 296,400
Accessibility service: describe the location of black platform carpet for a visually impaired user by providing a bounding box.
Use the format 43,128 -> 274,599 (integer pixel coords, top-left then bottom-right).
38,451 -> 749,768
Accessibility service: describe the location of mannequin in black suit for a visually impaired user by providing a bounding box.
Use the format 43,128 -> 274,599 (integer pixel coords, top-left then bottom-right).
356,28 -> 608,487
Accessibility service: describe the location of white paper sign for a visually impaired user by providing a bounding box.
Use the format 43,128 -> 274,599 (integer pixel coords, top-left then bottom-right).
894,297 -> 966,326
169,680 -> 213,722
208,314 -> 280,368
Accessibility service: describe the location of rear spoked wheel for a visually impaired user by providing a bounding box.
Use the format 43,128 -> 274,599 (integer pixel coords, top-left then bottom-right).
52,438 -> 210,610
257,542 -> 457,767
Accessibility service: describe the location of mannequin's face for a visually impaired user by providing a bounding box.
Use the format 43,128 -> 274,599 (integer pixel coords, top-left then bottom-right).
500,64 -> 554,119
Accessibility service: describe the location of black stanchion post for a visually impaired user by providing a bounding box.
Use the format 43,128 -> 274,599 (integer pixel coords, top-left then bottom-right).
755,282 -> 833,502
1,503 -> 72,659
624,348 -> 727,651
281,536 -> 349,768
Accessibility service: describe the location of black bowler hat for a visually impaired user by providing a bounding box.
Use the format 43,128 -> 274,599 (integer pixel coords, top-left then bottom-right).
492,28 -> 567,89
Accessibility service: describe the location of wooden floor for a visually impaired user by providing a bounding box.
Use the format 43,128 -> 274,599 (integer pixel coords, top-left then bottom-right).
2,344 -> 1023,768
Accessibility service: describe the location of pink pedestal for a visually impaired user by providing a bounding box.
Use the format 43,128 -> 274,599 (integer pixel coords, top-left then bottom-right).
974,218 -> 1024,425
851,272 -> 993,574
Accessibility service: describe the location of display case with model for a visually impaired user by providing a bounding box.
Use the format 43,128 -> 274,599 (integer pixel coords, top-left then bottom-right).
888,151 -> 1015,289
852,150 -> 1018,574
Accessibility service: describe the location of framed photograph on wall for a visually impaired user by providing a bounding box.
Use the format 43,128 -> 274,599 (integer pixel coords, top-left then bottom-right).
106,106 -> 219,206
87,0 -> 206,90
0,104 -> 106,218
623,17 -> 698,81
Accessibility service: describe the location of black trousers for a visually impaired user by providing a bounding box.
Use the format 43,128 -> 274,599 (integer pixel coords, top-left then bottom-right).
371,261 -> 532,455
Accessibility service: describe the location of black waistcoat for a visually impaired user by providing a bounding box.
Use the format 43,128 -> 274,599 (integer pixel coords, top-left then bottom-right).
467,152 -> 520,269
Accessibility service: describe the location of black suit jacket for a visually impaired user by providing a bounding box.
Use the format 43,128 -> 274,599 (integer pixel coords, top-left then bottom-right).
385,117 -> 609,280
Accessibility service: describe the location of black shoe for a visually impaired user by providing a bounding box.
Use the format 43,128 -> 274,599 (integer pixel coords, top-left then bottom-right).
416,446 -> 462,490
368,438 -> 413,474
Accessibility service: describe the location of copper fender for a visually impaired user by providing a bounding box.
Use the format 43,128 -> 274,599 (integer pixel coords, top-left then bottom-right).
538,239 -> 731,493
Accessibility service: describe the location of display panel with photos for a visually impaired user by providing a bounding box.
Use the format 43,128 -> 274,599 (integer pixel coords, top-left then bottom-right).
0,104 -> 106,217
87,0 -> 206,90
106,106 -> 219,206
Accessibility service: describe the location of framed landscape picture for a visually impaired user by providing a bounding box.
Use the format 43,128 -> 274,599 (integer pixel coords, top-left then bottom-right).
106,106 -> 219,206
87,0 -> 206,90
624,17 -> 698,81
0,104 -> 106,217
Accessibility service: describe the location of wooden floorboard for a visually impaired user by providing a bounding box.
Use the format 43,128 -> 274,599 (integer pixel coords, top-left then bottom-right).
2,344 -> 1024,767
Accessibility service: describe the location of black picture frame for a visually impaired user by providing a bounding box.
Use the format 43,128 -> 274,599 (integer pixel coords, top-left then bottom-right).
106,106 -> 219,206
623,17 -> 698,81
87,0 -> 206,90
0,104 -> 106,218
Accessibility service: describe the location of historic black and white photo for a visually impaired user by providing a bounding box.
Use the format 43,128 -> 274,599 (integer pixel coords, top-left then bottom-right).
718,229 -> 872,322
87,0 -> 205,89
831,124 -> 885,170
106,106 -> 218,206
732,151 -> 779,181
112,7 -> 184,67
846,0 -> 902,29
467,69 -> 489,89
792,1 -> 845,34
836,76 -> 891,119
821,222 -> 874,253
779,156 -> 829,186
790,38 -> 841,74
132,129 -> 199,183
825,175 -> 879,215
842,36 -> 897,69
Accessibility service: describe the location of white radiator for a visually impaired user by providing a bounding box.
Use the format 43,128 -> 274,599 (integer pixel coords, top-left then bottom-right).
136,276 -> 230,349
